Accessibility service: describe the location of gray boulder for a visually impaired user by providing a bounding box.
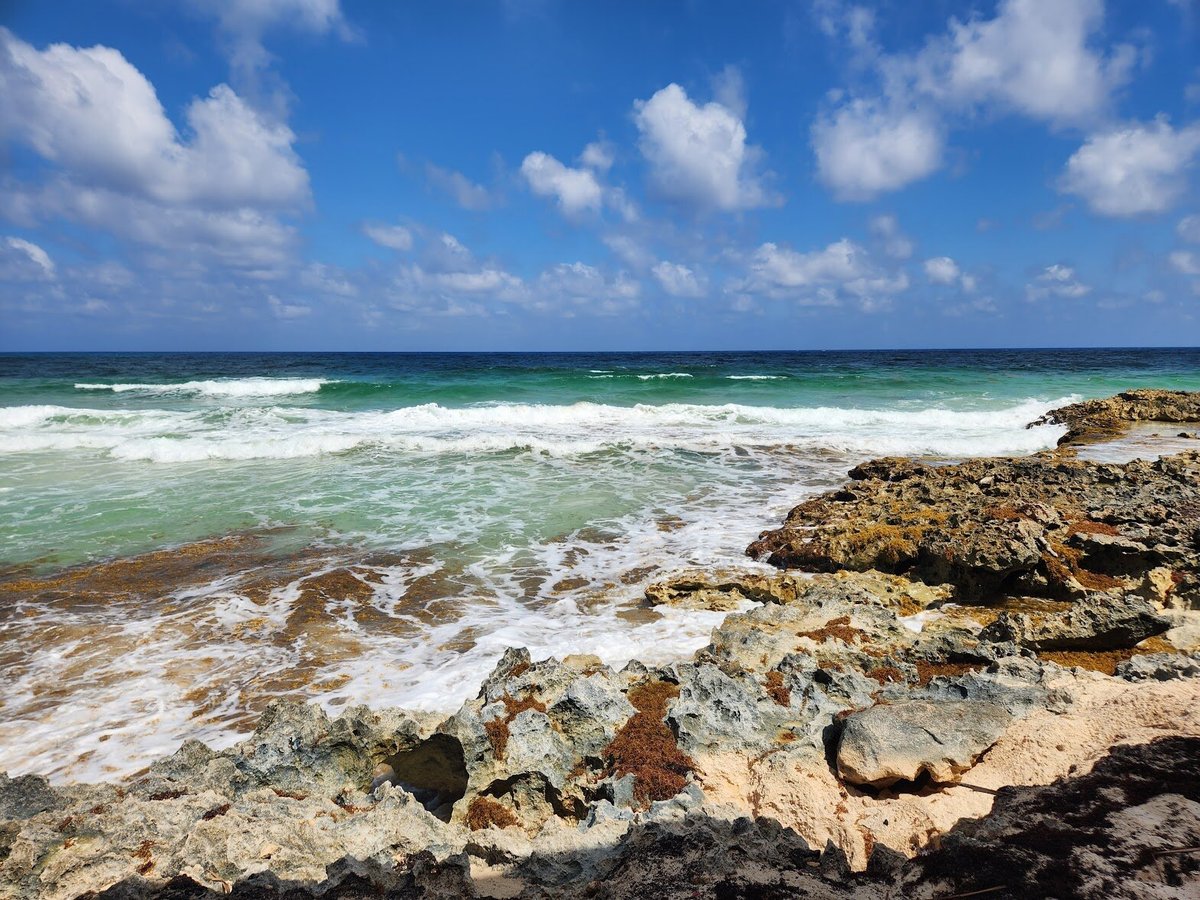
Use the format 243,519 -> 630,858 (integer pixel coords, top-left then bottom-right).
836,700 -> 1012,787
1116,651 -> 1200,682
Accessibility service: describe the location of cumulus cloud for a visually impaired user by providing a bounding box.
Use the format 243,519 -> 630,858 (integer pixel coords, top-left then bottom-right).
380,242 -> 641,319
813,0 -> 1135,199
1059,118 -> 1200,217
579,141 -> 615,172
926,0 -> 1134,127
922,255 -> 976,293
520,144 -> 636,221
363,223 -> 414,251
520,151 -> 604,216
534,262 -> 640,315
812,101 -> 943,200
924,256 -> 960,285
0,29 -> 311,277
736,238 -> 908,309
425,164 -> 494,211
651,260 -> 707,298
634,83 -> 776,211
1026,264 -> 1092,300
0,31 -> 309,209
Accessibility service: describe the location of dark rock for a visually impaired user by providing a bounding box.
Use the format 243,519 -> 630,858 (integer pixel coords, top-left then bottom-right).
1115,651 -> 1200,682
0,774 -> 63,821
747,448 -> 1200,603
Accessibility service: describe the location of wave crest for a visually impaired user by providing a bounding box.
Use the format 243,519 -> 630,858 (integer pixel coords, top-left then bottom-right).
0,397 -> 1074,463
74,378 -> 328,398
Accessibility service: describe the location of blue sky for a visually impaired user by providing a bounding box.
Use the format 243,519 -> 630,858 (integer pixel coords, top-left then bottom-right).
1,0 -> 1199,350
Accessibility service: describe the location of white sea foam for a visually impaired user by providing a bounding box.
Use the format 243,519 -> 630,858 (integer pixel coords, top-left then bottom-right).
0,397 -> 1074,463
74,378 -> 328,397
636,373 -> 693,380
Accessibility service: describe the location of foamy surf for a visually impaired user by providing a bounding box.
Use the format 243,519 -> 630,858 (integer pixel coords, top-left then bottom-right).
0,397 -> 1074,463
74,378 -> 330,397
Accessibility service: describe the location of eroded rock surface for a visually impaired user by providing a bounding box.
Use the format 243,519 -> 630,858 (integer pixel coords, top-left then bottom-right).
747,451 -> 1200,605
1028,388 -> 1200,445
836,700 -> 1013,787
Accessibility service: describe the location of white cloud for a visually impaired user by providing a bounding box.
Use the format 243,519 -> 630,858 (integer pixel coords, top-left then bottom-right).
300,262 -> 356,297
1059,118 -> 1200,217
1177,214 -> 1200,243
869,214 -> 915,259
4,237 -> 55,277
1,181 -> 299,273
1026,264 -> 1091,300
363,222 -> 413,251
268,293 -> 311,318
651,260 -> 707,298
930,0 -> 1134,127
434,268 -> 523,294
0,29 -> 310,278
711,64 -> 747,120
425,164 -> 493,210
812,100 -> 943,200
737,238 -> 908,309
1169,250 -> 1200,276
191,0 -> 350,96
520,151 -> 604,216
0,31 -> 310,210
924,256 -> 960,285
579,141 -> 614,172
602,234 -> 655,270
814,0 -> 1135,199
535,262 -> 640,314
634,83 -> 775,211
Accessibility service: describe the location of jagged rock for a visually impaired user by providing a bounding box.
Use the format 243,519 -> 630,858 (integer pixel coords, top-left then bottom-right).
836,700 -> 1013,787
979,593 -> 1170,651
0,775 -> 63,821
1028,389 -> 1200,445
1116,651 -> 1200,682
139,702 -> 436,804
546,813 -> 833,900
747,449 -> 1200,603
668,664 -> 766,756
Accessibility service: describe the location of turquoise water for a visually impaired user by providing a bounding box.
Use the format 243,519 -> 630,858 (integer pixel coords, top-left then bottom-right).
1,349 -> 1198,781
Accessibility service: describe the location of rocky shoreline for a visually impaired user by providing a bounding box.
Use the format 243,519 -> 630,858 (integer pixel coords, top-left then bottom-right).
2,392 -> 1199,899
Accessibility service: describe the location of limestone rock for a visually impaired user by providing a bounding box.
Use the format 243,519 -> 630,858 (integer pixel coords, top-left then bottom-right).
1116,651 -> 1200,682
748,449 -> 1200,603
836,700 -> 1013,787
1028,389 -> 1200,445
978,593 -> 1170,651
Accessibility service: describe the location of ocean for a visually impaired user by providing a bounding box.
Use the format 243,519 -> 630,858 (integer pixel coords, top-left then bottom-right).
2,348 -> 1199,782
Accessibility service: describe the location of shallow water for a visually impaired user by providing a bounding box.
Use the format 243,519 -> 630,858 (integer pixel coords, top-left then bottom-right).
2,349 -> 1198,781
